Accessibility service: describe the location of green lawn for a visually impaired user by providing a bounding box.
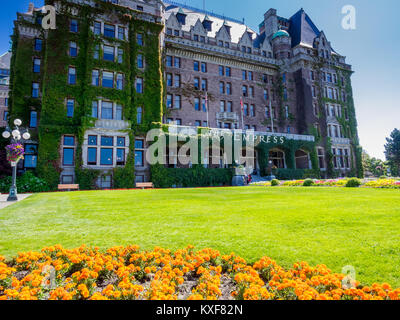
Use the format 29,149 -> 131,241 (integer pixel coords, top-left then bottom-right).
1,187 -> 400,286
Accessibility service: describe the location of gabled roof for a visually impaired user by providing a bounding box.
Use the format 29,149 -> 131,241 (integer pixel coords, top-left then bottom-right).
164,6 -> 256,44
288,8 -> 320,48
0,52 -> 11,69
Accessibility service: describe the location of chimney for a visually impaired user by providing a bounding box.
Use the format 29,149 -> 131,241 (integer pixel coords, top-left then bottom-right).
264,8 -> 278,40
28,2 -> 34,14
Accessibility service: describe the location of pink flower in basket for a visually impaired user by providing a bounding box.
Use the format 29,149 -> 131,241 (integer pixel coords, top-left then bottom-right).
5,143 -> 25,163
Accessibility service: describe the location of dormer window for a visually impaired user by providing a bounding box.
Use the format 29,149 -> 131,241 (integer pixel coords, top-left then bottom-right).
194,34 -> 199,41
218,40 -> 223,47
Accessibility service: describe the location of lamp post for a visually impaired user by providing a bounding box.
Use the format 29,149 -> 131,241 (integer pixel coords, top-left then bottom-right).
2,119 -> 31,201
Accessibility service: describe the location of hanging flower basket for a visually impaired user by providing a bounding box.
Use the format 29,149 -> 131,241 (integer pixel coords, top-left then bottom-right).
5,143 -> 24,163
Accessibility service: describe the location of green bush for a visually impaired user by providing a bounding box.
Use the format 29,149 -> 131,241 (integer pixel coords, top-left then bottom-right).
151,164 -> 233,188
271,179 -> 280,186
0,171 -> 50,193
303,179 -> 315,187
345,178 -> 362,188
275,169 -> 320,180
379,175 -> 388,179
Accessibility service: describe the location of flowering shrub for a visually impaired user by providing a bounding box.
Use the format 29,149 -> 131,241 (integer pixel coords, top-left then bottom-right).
364,179 -> 400,189
5,144 -> 24,163
345,178 -> 362,188
1,245 -> 399,300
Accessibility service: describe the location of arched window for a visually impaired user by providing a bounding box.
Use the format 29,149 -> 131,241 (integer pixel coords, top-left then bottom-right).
269,149 -> 285,168
295,150 -> 310,169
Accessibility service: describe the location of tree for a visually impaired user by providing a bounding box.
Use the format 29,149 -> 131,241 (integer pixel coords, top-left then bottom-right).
385,129 -> 400,177
362,150 -> 388,177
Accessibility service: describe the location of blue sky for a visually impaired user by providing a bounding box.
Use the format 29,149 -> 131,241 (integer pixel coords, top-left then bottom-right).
1,0 -> 399,159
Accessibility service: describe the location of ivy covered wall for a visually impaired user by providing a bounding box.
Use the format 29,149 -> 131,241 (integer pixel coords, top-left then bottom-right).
9,0 -> 164,189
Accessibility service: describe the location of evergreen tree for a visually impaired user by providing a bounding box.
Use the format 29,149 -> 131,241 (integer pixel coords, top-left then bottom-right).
384,129 -> 400,176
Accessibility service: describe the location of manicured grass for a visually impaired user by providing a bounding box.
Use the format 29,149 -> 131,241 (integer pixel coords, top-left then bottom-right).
1,187 -> 400,286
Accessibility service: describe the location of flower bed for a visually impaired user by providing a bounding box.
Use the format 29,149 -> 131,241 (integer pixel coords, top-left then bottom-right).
364,179 -> 400,189
1,245 -> 399,300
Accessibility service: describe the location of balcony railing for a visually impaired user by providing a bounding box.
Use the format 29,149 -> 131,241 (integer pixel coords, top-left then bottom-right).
216,112 -> 240,122
95,119 -> 130,130
331,137 -> 351,145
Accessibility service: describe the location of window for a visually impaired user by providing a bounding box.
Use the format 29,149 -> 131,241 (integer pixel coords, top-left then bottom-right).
219,66 -> 224,76
269,149 -> 285,168
116,73 -> 124,90
220,101 -> 225,112
101,136 -> 113,146
201,62 -> 207,73
116,149 -> 125,165
242,70 -> 247,80
264,89 -> 269,100
101,101 -> 113,119
136,78 -> 143,93
24,144 -> 37,168
249,86 -> 254,98
166,28 -> 172,35
69,42 -> 77,57
30,111 -> 37,128
104,24 -> 115,38
174,95 -> 181,109
283,88 -> 288,101
201,79 -> 207,91
103,45 -> 114,61
219,82 -> 225,94
312,86 -> 316,98
194,61 -> 199,71
174,74 -> 181,88
166,56 -> 172,67
117,48 -> 123,64
202,98 -> 206,112
94,45 -> 100,59
137,107 -> 143,124
3,111 -> 8,121
137,54 -> 144,68
92,101 -> 98,118
32,83 -> 39,98
167,74 -> 173,87
227,101 -> 232,112
63,148 -> 74,166
118,26 -> 125,40
33,58 -> 41,73
263,74 -> 268,83
92,70 -> 99,86
137,34 -> 143,46
62,136 -> 74,147
67,99 -> 74,118
34,39 -> 42,51
193,35 -> 199,42
88,135 -> 97,146
285,106 -> 289,118
243,104 -> 249,116
242,85 -> 248,97
200,36 -> 205,43
115,104 -> 123,120
94,21 -> 101,35
174,57 -> 180,68
250,105 -> 255,117
70,19 -> 78,32
102,71 -> 114,88
195,120 -> 201,127
68,67 -> 76,85
135,140 -> 144,167
174,30 -> 180,36
87,147 -> 97,165
166,94 -> 173,108
327,73 -> 332,83
226,83 -> 232,95
226,67 -> 231,77
310,71 -> 315,81
100,148 -> 113,166
248,71 -> 253,81
218,40 -> 223,47
194,98 -> 200,111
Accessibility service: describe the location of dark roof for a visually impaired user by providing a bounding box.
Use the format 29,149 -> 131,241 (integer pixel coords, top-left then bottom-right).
288,9 -> 320,48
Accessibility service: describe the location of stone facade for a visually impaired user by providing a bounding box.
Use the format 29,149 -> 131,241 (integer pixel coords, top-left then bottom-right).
7,0 -> 362,187
0,52 -> 11,128
163,2 -> 360,177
